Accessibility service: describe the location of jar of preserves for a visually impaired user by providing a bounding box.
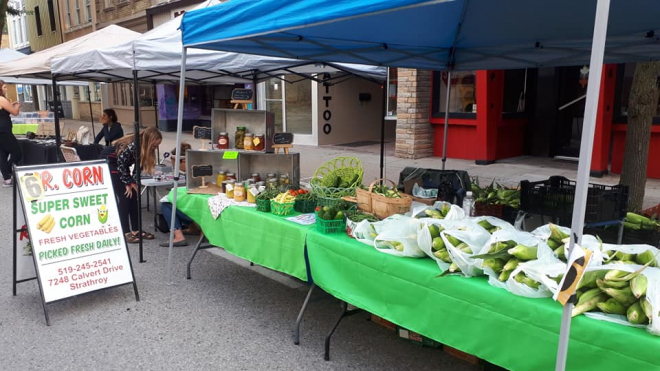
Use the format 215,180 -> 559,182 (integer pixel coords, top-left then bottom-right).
247,184 -> 258,204
267,173 -> 277,180
266,178 -> 279,190
216,171 -> 227,186
217,132 -> 229,149
226,172 -> 237,181
251,173 -> 261,183
243,133 -> 254,150
235,127 -> 246,149
225,180 -> 236,198
253,134 -> 265,151
234,182 -> 246,202
279,174 -> 290,186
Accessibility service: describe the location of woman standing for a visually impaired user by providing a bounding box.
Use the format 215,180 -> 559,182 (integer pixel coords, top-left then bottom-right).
103,127 -> 162,243
0,81 -> 22,187
94,108 -> 124,146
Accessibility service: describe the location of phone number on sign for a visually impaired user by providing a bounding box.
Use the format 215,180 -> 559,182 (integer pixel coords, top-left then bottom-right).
57,258 -> 112,276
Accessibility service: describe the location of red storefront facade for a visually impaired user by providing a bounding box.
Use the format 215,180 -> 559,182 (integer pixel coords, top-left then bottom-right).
426,65 -> 660,178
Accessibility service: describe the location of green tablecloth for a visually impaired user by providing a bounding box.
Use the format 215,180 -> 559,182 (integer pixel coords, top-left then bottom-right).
169,188 -> 312,281
12,124 -> 39,135
306,229 -> 659,371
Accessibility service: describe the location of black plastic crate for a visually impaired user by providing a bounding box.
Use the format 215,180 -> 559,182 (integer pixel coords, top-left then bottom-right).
520,176 -> 628,224
584,225 -> 660,246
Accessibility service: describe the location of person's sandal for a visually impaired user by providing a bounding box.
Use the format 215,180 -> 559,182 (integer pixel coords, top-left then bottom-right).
139,231 -> 155,240
125,233 -> 140,244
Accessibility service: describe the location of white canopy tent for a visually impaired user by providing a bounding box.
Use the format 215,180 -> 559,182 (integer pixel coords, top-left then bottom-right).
0,49 -> 87,86
50,0 -> 385,85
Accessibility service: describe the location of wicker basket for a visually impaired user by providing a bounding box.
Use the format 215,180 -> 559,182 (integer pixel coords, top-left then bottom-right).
271,200 -> 295,216
312,157 -> 363,188
316,212 -> 346,234
256,198 -> 271,212
345,179 -> 412,219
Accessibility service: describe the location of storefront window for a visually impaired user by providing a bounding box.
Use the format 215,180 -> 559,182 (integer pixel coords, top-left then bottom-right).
502,69 -> 528,114
432,71 -> 477,116
618,63 -> 660,118
386,68 -> 397,118
284,75 -> 312,134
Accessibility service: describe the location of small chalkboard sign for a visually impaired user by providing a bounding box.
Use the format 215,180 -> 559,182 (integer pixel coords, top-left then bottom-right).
192,164 -> 213,178
193,126 -> 212,140
193,125 -> 212,150
231,89 -> 254,102
191,164 -> 213,188
274,132 -> 294,145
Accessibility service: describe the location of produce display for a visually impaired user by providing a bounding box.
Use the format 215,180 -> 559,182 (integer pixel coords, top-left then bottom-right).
370,184 -> 403,198
624,212 -> 660,231
315,205 -> 346,221
471,180 -> 520,209
310,156 -> 363,198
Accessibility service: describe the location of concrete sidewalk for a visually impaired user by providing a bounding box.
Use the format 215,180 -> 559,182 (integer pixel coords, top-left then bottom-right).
70,118 -> 660,208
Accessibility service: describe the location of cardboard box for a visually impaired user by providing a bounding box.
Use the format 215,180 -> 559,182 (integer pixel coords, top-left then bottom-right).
396,326 -> 442,348
370,314 -> 396,331
412,196 -> 436,205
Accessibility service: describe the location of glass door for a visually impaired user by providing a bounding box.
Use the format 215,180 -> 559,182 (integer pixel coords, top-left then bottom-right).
259,76 -> 317,145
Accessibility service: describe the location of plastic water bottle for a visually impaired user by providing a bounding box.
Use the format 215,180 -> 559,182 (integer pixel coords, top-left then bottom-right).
463,191 -> 475,217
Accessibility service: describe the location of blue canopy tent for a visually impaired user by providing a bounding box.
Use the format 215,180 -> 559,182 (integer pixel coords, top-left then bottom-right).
177,1 -> 660,369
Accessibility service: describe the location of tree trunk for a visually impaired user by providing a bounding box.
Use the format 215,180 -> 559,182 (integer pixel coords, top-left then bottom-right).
619,61 -> 660,212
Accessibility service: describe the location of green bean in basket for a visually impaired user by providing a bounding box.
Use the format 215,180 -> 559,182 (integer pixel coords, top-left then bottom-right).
295,192 -> 317,201
346,211 -> 380,222
256,189 -> 279,200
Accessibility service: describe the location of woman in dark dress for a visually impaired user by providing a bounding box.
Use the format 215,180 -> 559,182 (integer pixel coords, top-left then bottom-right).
94,108 -> 124,146
0,80 -> 22,187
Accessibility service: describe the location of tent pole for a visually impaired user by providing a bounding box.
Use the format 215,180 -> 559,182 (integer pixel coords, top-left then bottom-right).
133,70 -> 145,263
51,77 -> 63,162
555,0 -> 610,370
380,82 -> 386,180
441,71 -> 452,171
87,87 -> 95,138
252,76 -> 258,109
167,47 -> 188,285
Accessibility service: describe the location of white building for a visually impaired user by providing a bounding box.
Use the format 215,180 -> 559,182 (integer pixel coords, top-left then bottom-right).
7,0 -> 30,54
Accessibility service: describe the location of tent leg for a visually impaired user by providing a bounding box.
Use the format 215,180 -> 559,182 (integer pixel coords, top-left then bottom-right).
168,47 -> 188,285
132,70 -> 145,264
51,77 -> 63,162
380,83 -> 386,180
555,1 -> 611,370
252,76 -> 258,110
87,87 -> 95,138
441,71 -> 452,171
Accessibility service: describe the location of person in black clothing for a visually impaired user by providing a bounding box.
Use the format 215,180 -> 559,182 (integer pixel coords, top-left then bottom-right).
0,80 -> 22,187
101,127 -> 162,243
94,108 -> 124,146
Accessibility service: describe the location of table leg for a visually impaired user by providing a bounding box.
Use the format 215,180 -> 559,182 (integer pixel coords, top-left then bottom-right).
187,233 -> 212,279
293,283 -> 316,345
153,187 -> 158,232
324,301 -> 362,361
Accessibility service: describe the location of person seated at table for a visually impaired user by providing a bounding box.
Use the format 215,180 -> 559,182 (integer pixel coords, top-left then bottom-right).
100,127 -> 162,244
159,142 -> 198,247
0,80 -> 22,187
94,108 -> 124,146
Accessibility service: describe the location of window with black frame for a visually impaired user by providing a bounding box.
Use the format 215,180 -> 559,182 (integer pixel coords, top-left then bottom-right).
431,71 -> 477,118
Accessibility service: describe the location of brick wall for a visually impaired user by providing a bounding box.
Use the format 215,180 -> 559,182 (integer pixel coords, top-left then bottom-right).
395,69 -> 433,159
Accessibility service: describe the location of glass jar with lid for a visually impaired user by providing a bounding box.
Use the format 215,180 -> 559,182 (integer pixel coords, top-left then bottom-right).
279,174 -> 290,187
216,171 -> 227,186
217,132 -> 229,149
251,173 -> 261,183
234,127 -> 246,149
253,134 -> 265,151
266,173 -> 277,180
225,179 -> 236,198
226,172 -> 237,181
266,178 -> 279,190
247,184 -> 258,203
234,182 -> 246,202
243,133 -> 254,150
